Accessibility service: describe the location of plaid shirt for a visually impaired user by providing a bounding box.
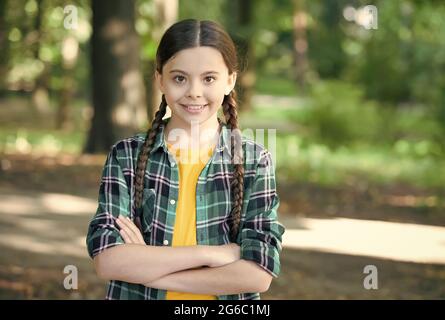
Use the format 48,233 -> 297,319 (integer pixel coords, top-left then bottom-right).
86,117 -> 285,300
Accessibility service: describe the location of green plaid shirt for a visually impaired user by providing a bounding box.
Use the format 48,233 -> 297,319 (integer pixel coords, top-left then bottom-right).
86,117 -> 285,300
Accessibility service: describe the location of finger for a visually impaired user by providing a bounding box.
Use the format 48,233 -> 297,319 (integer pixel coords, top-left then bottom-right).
118,216 -> 143,244
116,218 -> 138,243
117,216 -> 138,238
120,223 -> 139,243
120,216 -> 144,244
119,228 -> 133,244
118,219 -> 139,243
134,217 -> 145,244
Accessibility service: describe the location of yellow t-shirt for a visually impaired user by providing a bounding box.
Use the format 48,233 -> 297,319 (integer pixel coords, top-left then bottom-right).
165,142 -> 217,300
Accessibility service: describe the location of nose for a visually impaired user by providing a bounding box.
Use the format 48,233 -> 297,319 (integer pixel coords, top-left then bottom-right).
186,79 -> 203,98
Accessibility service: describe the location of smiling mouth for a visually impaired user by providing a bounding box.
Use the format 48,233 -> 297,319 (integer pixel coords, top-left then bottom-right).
180,104 -> 209,113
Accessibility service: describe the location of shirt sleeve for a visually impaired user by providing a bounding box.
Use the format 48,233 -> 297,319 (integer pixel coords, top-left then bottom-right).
239,150 -> 286,278
86,143 -> 129,259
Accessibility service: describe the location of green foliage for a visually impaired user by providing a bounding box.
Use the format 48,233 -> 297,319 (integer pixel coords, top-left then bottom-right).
0,128 -> 85,155
178,0 -> 226,22
306,0 -> 349,78
274,133 -> 445,189
299,80 -> 380,148
343,0 -> 445,110
255,74 -> 298,96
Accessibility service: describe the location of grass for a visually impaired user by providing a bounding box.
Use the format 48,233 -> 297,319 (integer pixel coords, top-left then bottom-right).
273,133 -> 445,190
0,95 -> 88,155
0,127 -> 85,155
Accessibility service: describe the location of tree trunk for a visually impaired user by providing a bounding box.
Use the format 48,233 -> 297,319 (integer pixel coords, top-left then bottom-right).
148,0 -> 177,121
142,58 -> 156,123
0,0 -> 9,96
56,36 -> 79,130
31,0 -> 51,114
56,74 -> 73,130
232,0 -> 256,111
85,0 -> 147,153
292,0 -> 309,93
319,0 -> 346,78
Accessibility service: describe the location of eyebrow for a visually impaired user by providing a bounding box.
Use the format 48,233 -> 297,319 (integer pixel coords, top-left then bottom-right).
169,69 -> 220,75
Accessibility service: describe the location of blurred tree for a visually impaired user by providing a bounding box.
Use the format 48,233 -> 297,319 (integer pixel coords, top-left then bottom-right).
247,0 -> 311,93
136,0 -> 178,124
85,0 -> 146,153
225,0 -> 256,112
307,0 -> 347,79
31,0 -> 51,114
0,0 -> 9,96
150,0 -> 177,121
292,0 -> 309,92
57,35 -> 79,130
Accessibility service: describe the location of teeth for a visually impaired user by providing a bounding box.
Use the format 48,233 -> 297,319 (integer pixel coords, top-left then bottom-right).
184,104 -> 206,110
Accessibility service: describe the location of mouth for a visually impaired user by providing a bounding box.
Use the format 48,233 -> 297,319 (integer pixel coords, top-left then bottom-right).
180,104 -> 209,113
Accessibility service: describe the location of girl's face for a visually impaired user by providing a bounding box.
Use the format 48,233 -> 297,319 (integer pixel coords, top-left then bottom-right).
155,46 -> 236,129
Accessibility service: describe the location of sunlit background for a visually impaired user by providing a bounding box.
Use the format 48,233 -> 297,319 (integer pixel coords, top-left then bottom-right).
0,0 -> 444,299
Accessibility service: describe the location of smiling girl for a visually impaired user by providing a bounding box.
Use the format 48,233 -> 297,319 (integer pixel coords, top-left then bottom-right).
86,19 -> 285,300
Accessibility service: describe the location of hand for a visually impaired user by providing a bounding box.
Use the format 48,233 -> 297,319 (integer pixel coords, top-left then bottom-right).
206,243 -> 241,268
116,215 -> 145,245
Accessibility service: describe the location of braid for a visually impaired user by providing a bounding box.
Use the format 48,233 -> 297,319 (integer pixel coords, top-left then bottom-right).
222,90 -> 244,242
134,95 -> 168,210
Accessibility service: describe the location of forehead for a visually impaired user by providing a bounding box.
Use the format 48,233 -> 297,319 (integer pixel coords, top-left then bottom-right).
164,46 -> 228,74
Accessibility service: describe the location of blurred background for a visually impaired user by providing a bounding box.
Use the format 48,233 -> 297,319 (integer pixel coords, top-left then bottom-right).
0,0 -> 444,299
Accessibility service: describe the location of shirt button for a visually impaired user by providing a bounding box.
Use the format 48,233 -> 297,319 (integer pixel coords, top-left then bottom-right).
163,239 -> 169,245
170,199 -> 176,205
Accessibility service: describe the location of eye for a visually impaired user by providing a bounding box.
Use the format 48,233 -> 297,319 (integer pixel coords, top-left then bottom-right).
173,75 -> 186,84
204,76 -> 216,84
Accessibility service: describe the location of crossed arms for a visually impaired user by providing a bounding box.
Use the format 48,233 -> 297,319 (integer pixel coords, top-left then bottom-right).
93,215 -> 273,295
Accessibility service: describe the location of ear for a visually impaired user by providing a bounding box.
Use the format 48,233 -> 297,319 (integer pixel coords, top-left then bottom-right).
155,70 -> 164,93
225,72 -> 237,95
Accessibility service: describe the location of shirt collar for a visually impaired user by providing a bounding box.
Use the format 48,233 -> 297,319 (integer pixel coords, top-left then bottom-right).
149,117 -> 232,158
149,118 -> 168,154
216,120 -> 232,158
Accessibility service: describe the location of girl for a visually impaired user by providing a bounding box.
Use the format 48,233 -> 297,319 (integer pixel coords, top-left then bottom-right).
86,19 -> 285,300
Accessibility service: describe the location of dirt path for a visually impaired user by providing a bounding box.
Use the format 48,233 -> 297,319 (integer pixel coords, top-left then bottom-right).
0,187 -> 444,299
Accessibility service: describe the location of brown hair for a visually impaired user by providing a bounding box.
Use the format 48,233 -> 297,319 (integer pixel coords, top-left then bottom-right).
134,19 -> 244,242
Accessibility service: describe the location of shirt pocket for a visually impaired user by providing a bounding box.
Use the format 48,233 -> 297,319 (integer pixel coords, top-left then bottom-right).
140,188 -> 156,240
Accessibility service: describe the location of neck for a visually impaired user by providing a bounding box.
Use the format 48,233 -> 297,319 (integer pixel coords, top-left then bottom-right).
165,115 -> 220,150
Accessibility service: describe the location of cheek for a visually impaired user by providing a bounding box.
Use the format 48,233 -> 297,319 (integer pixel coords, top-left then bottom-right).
212,94 -> 225,108
164,86 -> 186,103
206,85 -> 226,103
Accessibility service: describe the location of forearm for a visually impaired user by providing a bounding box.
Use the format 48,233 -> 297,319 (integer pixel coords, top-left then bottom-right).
144,259 -> 270,295
94,243 -> 211,284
